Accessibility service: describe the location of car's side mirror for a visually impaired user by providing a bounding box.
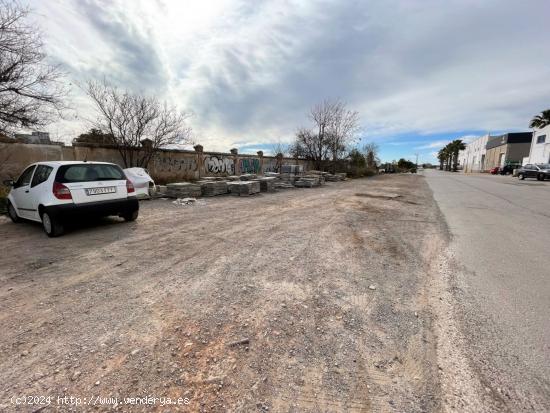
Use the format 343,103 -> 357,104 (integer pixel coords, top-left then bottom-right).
3,179 -> 14,187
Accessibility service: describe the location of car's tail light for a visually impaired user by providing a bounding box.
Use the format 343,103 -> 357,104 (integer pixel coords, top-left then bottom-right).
53,182 -> 72,200
126,180 -> 135,194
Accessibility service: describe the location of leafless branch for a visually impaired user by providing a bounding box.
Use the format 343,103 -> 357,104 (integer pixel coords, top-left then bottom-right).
85,79 -> 192,168
0,0 -> 66,134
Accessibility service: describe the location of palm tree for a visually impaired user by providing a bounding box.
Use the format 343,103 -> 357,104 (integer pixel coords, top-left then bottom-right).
437,149 -> 446,170
449,139 -> 466,172
444,145 -> 452,171
529,109 -> 550,129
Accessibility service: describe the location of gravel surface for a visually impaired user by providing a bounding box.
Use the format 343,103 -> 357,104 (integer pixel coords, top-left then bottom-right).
0,174 -> 484,412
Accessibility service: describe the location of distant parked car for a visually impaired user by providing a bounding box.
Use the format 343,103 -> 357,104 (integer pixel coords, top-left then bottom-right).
517,164 -> 550,181
498,164 -> 520,175
489,166 -> 500,174
5,161 -> 139,236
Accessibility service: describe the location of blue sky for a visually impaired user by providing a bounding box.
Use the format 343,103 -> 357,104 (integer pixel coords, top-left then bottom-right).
27,0 -> 550,163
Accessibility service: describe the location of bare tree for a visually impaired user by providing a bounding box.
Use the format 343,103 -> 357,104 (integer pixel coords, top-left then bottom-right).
292,126 -> 332,169
292,99 -> 359,170
363,142 -> 380,168
327,100 -> 360,170
85,79 -> 192,168
0,1 -> 65,135
271,139 -> 289,157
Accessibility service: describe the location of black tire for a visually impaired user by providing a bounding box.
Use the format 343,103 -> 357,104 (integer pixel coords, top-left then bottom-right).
41,211 -> 64,237
122,209 -> 139,222
537,173 -> 543,181
518,173 -> 525,180
7,201 -> 20,223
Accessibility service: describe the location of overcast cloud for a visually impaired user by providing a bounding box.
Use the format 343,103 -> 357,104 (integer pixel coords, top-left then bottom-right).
28,0 -> 550,161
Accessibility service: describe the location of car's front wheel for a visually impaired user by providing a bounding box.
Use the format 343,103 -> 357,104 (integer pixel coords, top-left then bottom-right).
122,209 -> 139,222
7,201 -> 20,223
518,173 -> 525,180
41,212 -> 64,237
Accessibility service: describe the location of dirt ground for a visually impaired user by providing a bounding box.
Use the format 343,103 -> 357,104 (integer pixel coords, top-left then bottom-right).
1,174 -> 454,412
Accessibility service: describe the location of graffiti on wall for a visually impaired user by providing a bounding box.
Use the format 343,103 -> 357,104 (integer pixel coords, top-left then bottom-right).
153,154 -> 197,173
263,158 -> 279,173
239,158 -> 260,174
206,155 -> 235,175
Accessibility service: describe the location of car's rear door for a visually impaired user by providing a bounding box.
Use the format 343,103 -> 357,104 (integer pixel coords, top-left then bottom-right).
56,164 -> 128,204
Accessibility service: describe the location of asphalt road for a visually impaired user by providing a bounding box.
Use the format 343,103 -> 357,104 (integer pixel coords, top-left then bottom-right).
424,169 -> 550,412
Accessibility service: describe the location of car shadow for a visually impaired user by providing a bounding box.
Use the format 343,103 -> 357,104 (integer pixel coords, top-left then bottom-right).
19,215 -> 135,238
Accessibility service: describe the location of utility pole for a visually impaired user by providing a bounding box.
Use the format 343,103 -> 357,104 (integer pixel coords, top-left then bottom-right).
415,153 -> 419,168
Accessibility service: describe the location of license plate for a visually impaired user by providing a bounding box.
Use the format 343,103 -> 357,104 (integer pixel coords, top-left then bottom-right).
85,186 -> 116,195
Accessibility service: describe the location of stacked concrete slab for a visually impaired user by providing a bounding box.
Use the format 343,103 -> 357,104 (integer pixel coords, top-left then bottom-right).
166,182 -> 202,198
273,181 -> 295,189
254,177 -> 277,192
201,176 -> 226,182
325,173 -> 346,182
228,181 -> 261,196
239,174 -> 257,181
197,180 -> 228,196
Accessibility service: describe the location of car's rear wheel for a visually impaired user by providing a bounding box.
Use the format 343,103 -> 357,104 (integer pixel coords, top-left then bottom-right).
7,201 -> 20,223
41,212 -> 64,237
518,173 -> 525,180
122,209 -> 139,222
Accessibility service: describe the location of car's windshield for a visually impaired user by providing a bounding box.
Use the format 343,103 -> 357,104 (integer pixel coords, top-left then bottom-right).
537,164 -> 550,169
55,164 -> 125,183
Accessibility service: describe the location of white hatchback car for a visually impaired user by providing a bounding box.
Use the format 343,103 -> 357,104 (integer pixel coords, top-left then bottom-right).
5,161 -> 139,237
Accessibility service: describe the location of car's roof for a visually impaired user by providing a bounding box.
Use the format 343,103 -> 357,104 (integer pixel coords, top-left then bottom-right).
31,161 -> 117,167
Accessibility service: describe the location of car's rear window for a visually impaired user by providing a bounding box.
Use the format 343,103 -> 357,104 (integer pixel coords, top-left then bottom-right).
56,164 -> 125,183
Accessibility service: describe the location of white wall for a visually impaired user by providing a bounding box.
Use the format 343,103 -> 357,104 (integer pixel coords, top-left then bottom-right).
527,125 -> 550,164
460,134 -> 490,172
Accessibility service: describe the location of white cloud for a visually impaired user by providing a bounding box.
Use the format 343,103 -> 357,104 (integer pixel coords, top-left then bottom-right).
27,0 -> 550,152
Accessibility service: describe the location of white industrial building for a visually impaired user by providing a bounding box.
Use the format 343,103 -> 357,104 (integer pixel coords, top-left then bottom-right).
525,125 -> 550,165
458,134 -> 490,172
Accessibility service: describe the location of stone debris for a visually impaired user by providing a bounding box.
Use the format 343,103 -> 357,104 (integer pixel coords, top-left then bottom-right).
227,338 -> 250,347
197,180 -> 229,197
228,181 -> 261,196
166,182 -> 202,198
172,197 -> 200,206
264,172 -> 280,178
227,175 -> 241,181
